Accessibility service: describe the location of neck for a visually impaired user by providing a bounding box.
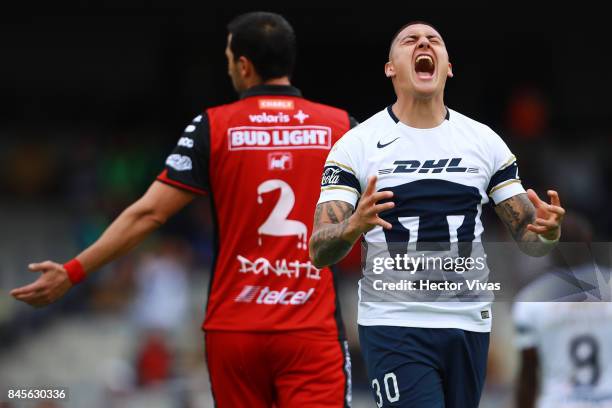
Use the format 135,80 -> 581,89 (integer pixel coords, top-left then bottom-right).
392,91 -> 447,128
263,76 -> 291,86
246,76 -> 291,89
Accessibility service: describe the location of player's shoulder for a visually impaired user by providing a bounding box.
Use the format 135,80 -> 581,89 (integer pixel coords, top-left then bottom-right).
448,108 -> 508,152
358,107 -> 395,129
448,108 -> 497,136
299,97 -> 349,116
206,99 -> 247,116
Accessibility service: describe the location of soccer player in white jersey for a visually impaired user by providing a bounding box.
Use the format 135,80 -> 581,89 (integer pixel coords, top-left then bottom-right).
309,21 -> 566,407
515,303 -> 612,408
514,216 -> 612,408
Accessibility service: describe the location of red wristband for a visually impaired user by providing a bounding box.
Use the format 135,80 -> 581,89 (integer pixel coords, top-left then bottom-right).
63,259 -> 86,284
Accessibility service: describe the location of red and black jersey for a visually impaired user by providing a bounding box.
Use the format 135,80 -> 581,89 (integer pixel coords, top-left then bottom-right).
157,85 -> 355,339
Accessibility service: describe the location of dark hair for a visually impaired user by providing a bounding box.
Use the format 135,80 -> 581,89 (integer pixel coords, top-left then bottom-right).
389,20 -> 443,53
227,12 -> 296,80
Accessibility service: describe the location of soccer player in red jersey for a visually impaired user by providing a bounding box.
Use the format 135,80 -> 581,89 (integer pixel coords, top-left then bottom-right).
11,12 -> 355,407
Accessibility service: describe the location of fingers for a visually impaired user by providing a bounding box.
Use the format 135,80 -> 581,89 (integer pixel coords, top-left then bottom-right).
10,261 -> 56,297
361,176 -> 394,231
534,218 -> 559,228
11,261 -> 60,297
13,291 -> 40,303
527,189 -> 565,221
372,201 -> 395,214
528,214 -> 561,233
375,217 -> 393,230
362,200 -> 394,228
355,187 -> 394,231
548,205 -> 565,217
28,260 -> 58,273
526,189 -> 544,208
10,281 -> 44,297
369,191 -> 393,204
527,189 -> 564,212
535,202 -> 564,218
364,176 -> 395,201
13,290 -> 50,307
356,200 -> 394,231
527,224 -> 549,234
548,190 -> 561,207
364,176 -> 378,197
10,261 -> 70,308
11,277 -> 59,307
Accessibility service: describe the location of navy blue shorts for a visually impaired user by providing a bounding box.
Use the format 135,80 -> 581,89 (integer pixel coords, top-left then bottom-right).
358,325 -> 489,408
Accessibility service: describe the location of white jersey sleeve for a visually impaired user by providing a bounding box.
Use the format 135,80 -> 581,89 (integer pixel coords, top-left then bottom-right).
317,134 -> 362,207
485,129 -> 525,204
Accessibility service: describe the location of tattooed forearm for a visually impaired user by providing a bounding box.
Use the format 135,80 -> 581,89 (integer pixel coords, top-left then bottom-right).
310,221 -> 353,268
495,194 -> 536,242
494,193 -> 551,257
325,202 -> 342,223
309,201 -> 357,268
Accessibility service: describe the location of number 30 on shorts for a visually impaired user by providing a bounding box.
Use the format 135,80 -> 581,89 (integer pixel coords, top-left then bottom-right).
371,372 -> 400,407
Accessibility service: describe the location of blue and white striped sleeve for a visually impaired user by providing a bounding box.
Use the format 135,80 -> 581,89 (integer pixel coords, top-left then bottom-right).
487,131 -> 525,204
317,140 -> 361,207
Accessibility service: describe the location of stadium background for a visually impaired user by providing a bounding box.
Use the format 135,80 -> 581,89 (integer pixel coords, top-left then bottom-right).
1,4 -> 610,407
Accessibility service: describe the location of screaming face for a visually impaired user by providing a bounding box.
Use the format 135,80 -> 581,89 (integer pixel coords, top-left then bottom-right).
385,23 -> 453,98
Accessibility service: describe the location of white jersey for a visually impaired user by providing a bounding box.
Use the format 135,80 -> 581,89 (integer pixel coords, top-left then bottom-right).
514,267 -> 612,408
318,106 -> 525,332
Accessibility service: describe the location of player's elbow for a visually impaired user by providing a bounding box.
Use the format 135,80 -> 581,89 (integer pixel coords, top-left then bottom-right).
128,200 -> 169,229
311,257 -> 326,270
311,256 -> 327,270
146,210 -> 169,228
308,239 -> 326,269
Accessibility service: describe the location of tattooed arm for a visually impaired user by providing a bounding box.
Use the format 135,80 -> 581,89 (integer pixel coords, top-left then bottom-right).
309,200 -> 358,268
310,176 -> 395,268
494,189 -> 565,257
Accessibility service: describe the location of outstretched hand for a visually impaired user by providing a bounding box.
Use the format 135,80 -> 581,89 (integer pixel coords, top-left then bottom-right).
10,261 -> 72,307
348,175 -> 395,235
526,189 -> 565,241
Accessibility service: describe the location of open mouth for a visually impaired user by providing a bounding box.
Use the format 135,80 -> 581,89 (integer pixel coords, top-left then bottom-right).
414,55 -> 435,79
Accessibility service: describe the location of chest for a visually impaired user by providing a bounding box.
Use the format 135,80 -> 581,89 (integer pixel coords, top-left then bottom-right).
364,127 -> 492,196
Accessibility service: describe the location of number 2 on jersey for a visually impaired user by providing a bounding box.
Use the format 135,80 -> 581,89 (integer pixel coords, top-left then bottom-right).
256,179 -> 307,249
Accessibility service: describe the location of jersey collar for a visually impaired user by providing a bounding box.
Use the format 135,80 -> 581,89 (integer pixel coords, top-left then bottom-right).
240,84 -> 302,99
387,105 -> 451,123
